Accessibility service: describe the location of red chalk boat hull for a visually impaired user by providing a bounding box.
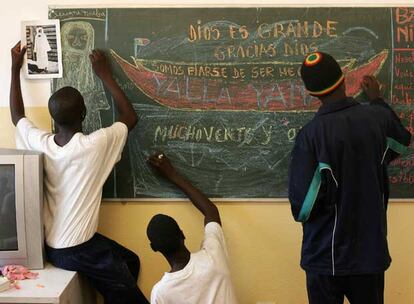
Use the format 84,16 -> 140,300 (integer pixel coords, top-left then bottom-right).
111,50 -> 388,112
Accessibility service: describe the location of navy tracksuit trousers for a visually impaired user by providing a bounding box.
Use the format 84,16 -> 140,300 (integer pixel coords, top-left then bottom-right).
306,272 -> 384,304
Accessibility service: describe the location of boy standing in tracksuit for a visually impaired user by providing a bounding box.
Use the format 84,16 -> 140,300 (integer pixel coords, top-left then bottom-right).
289,52 -> 411,304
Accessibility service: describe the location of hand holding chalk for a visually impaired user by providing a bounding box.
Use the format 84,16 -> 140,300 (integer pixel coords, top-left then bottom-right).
89,49 -> 112,81
148,152 -> 179,181
361,75 -> 381,102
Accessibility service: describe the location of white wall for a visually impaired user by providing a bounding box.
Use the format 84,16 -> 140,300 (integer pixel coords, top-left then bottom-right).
0,0 -> 412,107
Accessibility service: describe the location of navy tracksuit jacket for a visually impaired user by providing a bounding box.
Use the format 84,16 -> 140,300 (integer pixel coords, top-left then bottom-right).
288,97 -> 411,276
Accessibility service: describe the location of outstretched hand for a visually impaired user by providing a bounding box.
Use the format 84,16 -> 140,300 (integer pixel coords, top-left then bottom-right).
361,75 -> 381,102
90,49 -> 137,132
89,49 -> 112,80
11,41 -> 26,70
148,153 -> 179,181
148,152 -> 221,225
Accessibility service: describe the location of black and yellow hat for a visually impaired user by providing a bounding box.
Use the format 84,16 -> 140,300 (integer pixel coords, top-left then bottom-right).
300,52 -> 345,97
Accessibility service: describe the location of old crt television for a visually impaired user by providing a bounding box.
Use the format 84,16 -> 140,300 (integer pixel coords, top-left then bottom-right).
0,148 -> 44,269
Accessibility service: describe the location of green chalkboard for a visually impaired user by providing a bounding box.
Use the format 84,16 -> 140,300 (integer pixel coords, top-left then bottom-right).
49,7 -> 414,199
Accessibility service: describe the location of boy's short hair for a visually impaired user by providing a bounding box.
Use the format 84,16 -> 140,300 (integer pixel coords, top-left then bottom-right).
147,214 -> 184,255
48,86 -> 85,126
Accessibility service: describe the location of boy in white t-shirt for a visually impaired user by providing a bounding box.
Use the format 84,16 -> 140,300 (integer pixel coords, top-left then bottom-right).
10,42 -> 148,303
147,153 -> 238,304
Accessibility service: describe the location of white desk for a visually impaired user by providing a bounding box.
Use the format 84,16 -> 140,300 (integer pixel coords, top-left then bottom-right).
0,264 -> 96,304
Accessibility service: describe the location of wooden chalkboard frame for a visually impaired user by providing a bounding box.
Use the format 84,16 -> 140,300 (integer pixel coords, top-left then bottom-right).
49,3 -> 413,8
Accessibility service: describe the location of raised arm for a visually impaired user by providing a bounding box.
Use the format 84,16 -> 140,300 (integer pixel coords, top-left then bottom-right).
362,75 -> 411,162
9,42 -> 27,126
149,153 -> 221,225
89,50 -> 137,132
363,75 -> 400,119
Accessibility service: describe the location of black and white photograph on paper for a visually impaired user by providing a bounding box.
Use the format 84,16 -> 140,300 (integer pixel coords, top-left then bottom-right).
22,20 -> 62,79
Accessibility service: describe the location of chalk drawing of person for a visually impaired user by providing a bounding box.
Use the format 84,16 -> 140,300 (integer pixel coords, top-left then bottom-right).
34,27 -> 51,71
56,21 -> 110,134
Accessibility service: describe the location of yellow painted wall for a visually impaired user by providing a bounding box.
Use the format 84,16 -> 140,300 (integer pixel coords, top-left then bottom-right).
1,107 -> 414,303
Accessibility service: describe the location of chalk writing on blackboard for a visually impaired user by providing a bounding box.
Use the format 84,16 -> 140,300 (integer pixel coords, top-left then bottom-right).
50,7 -> 413,199
387,7 -> 414,194
112,49 -> 388,112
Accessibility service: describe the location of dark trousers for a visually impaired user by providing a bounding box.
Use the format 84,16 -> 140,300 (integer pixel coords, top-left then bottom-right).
306,272 -> 384,304
46,233 -> 149,304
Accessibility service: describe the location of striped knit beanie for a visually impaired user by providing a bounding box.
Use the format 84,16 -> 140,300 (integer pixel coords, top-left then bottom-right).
300,52 -> 345,97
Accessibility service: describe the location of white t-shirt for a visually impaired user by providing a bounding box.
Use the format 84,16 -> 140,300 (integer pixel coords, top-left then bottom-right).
16,118 -> 128,248
151,222 -> 238,304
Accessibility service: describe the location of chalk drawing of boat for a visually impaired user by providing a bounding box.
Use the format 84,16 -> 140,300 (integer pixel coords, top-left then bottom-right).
111,49 -> 388,112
